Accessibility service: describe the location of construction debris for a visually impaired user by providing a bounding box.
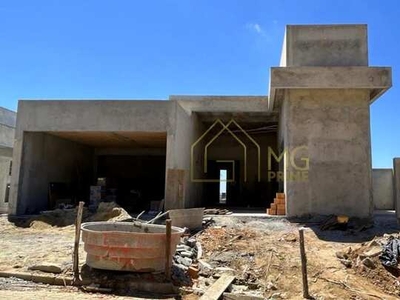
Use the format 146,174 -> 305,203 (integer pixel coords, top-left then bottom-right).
379,236 -> 400,267
172,235 -> 200,286
337,235 -> 400,296
200,273 -> 235,300
204,209 -> 232,215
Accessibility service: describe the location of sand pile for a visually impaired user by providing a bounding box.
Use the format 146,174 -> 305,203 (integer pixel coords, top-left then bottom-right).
27,202 -> 131,229
88,202 -> 131,222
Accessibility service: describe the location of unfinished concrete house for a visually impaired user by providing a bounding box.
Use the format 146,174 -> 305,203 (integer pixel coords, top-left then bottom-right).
8,24 -> 392,218
0,107 -> 16,213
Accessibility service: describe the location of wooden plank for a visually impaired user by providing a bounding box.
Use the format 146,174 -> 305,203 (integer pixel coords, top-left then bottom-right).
299,229 -> 311,299
165,219 -> 172,279
73,201 -> 84,282
200,273 -> 235,300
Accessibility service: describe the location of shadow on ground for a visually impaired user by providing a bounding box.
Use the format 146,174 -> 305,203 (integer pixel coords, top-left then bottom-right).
295,210 -> 400,243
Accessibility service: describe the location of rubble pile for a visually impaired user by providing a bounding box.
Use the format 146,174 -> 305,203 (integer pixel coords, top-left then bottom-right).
172,236 -> 199,286
336,234 -> 400,296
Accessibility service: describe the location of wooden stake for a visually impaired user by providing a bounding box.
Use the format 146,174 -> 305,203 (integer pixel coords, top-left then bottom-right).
165,219 -> 172,279
299,228 -> 311,299
73,201 -> 84,283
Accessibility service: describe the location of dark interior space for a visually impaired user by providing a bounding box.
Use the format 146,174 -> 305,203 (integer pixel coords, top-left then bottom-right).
96,155 -> 166,212
32,131 -> 168,213
196,113 -> 279,209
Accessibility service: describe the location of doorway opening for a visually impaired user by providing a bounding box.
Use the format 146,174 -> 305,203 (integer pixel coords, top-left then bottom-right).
219,169 -> 227,204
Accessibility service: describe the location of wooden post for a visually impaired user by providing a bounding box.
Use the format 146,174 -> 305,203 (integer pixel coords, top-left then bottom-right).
299,228 -> 310,299
165,219 -> 172,280
73,201 -> 84,283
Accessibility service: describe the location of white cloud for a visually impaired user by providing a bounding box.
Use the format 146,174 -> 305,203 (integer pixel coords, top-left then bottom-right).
246,23 -> 266,36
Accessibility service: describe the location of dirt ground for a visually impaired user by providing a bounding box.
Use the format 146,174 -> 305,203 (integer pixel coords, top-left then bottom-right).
0,211 -> 400,299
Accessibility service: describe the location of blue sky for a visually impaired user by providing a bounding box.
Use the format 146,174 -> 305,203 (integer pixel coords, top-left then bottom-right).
0,0 -> 398,167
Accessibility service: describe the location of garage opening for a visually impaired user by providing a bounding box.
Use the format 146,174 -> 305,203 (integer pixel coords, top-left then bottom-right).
21,131 -> 166,214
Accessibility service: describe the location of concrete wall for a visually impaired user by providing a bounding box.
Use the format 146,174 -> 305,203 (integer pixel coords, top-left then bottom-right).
394,158 -> 400,220
372,169 -> 394,210
282,89 -> 372,218
165,102 -> 204,210
0,156 -> 11,213
281,25 -> 368,67
12,132 -> 93,214
10,100 -> 172,215
0,107 -> 16,213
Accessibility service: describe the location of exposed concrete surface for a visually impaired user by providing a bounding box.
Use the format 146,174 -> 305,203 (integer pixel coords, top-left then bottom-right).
0,107 -> 16,151
372,169 -> 394,210
280,24 -> 368,67
0,107 -> 17,128
0,157 -> 11,213
0,107 -> 16,213
282,89 -> 373,218
11,133 -> 93,214
394,158 -> 400,220
269,66 -> 392,110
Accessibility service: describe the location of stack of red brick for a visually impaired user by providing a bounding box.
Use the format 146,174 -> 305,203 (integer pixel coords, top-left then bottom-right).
266,193 -> 286,215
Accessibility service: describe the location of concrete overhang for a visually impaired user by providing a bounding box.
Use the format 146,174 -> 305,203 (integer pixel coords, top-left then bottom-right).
268,66 -> 392,111
170,95 -> 269,114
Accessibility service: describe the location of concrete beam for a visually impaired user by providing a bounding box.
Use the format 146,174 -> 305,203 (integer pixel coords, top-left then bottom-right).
170,96 -> 269,114
0,107 -> 16,128
394,158 -> 400,220
0,124 -> 15,150
269,66 -> 392,110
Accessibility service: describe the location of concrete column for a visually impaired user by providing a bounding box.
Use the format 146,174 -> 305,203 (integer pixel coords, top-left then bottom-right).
282,89 -> 372,217
394,158 -> 400,219
269,25 -> 392,218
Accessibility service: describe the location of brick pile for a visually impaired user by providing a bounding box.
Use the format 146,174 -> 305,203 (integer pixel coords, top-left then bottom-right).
266,193 -> 286,215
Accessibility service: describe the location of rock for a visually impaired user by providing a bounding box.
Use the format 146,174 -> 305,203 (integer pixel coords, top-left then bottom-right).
231,284 -> 248,293
213,267 -> 236,278
362,257 -> 376,269
363,246 -> 382,258
186,238 -> 197,248
212,251 -> 236,263
171,263 -> 191,286
223,293 -> 264,300
198,259 -> 213,276
181,251 -> 194,258
335,251 -> 347,259
339,259 -> 352,268
175,256 -> 192,267
365,240 -> 380,247
247,282 -> 260,290
266,281 -> 278,290
281,233 -> 297,242
215,267 -> 236,272
28,263 -> 63,274
270,292 -> 283,299
176,245 -> 192,252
